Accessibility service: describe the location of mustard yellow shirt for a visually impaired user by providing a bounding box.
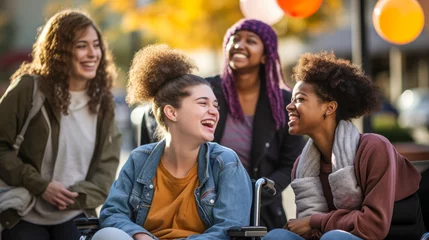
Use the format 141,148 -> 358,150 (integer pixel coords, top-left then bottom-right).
143,162 -> 207,239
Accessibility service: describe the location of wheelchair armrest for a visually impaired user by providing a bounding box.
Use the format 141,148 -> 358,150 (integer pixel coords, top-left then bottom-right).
74,217 -> 100,230
227,226 -> 267,237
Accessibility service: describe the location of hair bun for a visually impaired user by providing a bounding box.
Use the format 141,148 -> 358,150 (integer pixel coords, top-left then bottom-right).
126,44 -> 198,105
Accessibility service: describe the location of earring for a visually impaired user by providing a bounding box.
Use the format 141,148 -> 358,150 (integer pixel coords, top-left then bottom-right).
173,117 -> 177,122
323,113 -> 327,120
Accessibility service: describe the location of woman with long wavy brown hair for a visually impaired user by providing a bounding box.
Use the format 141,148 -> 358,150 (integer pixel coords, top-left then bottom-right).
0,9 -> 121,240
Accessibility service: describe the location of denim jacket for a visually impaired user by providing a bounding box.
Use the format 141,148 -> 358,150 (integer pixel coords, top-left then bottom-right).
99,140 -> 253,239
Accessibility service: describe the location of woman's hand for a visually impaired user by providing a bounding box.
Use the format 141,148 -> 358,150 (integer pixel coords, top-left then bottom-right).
133,233 -> 155,240
42,181 -> 78,210
285,216 -> 312,236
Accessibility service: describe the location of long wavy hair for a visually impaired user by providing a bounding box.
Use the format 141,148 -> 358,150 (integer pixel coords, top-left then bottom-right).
222,18 -> 287,129
11,9 -> 116,115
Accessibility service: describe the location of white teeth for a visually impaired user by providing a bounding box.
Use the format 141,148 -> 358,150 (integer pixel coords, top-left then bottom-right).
82,62 -> 96,67
233,53 -> 247,59
201,120 -> 215,126
289,116 -> 298,121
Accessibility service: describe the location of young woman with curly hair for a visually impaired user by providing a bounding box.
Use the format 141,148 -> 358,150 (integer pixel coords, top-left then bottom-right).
139,19 -> 305,231
93,44 -> 252,240
263,52 -> 425,240
0,9 -> 121,240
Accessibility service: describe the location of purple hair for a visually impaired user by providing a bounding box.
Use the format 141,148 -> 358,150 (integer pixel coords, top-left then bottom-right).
222,18 -> 287,129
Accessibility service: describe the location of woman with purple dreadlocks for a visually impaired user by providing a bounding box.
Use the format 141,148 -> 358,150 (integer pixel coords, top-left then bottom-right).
138,19 -> 305,230
204,18 -> 305,230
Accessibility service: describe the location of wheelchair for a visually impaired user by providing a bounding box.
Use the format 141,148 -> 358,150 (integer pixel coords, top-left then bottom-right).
74,177 -> 276,240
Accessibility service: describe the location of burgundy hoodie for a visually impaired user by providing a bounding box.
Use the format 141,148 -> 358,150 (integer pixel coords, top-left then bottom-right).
291,133 -> 421,239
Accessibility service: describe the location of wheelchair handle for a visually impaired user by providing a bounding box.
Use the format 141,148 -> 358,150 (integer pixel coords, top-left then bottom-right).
253,177 -> 276,226
262,177 -> 276,196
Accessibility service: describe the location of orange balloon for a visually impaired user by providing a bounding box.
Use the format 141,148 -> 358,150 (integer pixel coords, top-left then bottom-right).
372,0 -> 424,45
276,0 -> 323,18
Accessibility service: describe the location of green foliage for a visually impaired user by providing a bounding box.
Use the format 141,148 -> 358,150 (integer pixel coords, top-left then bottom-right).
372,114 -> 414,143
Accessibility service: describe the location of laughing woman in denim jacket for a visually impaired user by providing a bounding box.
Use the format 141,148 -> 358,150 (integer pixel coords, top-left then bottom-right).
93,44 -> 253,240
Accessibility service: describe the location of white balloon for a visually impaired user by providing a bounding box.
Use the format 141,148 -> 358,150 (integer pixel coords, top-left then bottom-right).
240,0 -> 285,25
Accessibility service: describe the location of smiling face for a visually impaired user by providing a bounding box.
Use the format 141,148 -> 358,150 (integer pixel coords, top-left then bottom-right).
69,26 -> 101,87
226,30 -> 265,72
170,84 -> 219,144
286,81 -> 329,136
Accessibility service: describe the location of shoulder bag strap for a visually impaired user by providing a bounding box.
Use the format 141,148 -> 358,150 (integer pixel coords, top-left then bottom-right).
13,76 -> 46,152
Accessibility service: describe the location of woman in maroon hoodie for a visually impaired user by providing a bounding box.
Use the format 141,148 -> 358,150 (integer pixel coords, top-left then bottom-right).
264,52 -> 424,240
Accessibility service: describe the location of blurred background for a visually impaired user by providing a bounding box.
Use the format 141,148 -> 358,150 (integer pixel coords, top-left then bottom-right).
1,0 -> 429,222
2,0 -> 429,149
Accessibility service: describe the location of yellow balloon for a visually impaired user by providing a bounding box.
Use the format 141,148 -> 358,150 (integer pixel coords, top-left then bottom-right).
372,0 -> 425,45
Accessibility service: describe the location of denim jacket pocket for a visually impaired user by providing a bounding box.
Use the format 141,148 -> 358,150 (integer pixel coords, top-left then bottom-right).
200,188 -> 217,223
201,188 -> 217,204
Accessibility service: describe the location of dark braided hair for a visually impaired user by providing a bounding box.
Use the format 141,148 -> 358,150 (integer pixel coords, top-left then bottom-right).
222,18 -> 286,129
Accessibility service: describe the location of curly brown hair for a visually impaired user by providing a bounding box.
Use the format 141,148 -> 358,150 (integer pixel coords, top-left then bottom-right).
292,51 -> 380,121
11,9 -> 116,115
127,44 -> 209,137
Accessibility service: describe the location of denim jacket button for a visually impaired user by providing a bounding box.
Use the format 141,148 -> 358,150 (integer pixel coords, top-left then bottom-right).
209,199 -> 214,204
146,193 -> 150,196
149,184 -> 154,189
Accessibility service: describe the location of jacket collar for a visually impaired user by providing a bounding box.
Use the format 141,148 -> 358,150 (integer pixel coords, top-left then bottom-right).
44,95 -> 61,124
197,143 -> 209,186
249,81 -> 277,169
137,140 -> 165,184
211,77 -> 227,143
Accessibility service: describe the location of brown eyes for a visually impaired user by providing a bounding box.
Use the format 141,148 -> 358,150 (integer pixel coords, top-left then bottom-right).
75,43 -> 100,49
292,98 -> 304,103
231,37 -> 257,44
198,102 -> 219,110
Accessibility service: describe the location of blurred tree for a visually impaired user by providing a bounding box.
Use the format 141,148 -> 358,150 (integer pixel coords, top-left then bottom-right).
0,10 -> 15,96
40,0 -> 344,86
45,0 -> 146,87
0,11 -> 13,55
92,0 -> 242,49
91,0 -> 344,50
